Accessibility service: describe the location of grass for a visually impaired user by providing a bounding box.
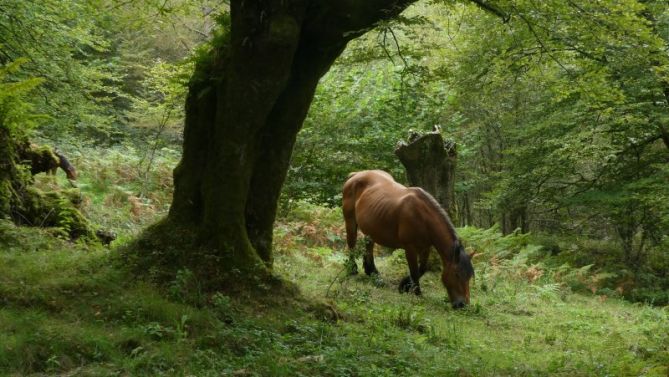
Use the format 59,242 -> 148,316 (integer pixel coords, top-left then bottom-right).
0,214 -> 667,376
274,247 -> 668,376
1,147 -> 667,376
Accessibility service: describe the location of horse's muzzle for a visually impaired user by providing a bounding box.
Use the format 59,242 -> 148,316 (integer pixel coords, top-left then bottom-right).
452,300 -> 466,309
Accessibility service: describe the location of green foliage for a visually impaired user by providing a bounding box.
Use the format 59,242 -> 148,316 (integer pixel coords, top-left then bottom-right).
0,59 -> 45,134
0,0 -> 224,146
4,151 -> 669,377
169,268 -> 205,306
3,2 -> 669,373
461,226 -> 669,305
71,145 -> 176,234
436,1 -> 669,285
0,0 -> 120,135
275,200 -> 346,258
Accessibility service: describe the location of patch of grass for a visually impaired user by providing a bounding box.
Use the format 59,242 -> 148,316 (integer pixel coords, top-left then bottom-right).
271,221 -> 669,376
1,208 -> 668,376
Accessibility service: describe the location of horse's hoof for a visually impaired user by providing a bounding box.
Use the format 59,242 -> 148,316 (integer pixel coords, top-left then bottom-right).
398,277 -> 412,293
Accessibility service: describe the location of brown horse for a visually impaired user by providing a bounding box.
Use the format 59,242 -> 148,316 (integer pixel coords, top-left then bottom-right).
343,170 -> 474,308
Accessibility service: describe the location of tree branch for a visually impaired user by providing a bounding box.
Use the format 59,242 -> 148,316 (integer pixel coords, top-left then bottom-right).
467,0 -> 510,22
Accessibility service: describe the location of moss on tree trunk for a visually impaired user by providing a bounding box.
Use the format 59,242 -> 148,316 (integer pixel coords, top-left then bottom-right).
0,127 -> 94,239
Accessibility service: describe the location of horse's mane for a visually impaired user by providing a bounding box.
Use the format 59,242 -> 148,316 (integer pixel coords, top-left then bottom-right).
413,188 -> 458,241
413,188 -> 474,278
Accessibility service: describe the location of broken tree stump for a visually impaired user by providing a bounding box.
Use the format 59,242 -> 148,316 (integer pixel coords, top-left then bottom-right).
395,126 -> 458,223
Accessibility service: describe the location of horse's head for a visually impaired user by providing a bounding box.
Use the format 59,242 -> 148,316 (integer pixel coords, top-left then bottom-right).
441,242 -> 474,309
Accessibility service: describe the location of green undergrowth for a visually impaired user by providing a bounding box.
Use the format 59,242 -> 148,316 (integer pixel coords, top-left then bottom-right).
458,226 -> 669,306
31,144 -> 178,243
1,207 -> 668,376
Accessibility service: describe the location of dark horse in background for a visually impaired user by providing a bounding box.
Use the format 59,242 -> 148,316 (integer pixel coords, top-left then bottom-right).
343,170 -> 474,308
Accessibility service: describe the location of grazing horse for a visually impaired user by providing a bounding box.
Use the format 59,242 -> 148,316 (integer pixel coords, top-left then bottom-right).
342,170 -> 474,308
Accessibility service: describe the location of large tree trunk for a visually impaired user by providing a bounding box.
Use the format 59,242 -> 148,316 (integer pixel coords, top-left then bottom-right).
395,128 -> 458,221
126,0 -> 416,285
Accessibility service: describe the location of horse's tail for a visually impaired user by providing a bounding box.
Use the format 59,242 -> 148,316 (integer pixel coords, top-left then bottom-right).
342,173 -> 359,251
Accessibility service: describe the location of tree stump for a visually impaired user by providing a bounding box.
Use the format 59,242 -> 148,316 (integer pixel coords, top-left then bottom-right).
395,126 -> 458,223
395,127 -> 459,272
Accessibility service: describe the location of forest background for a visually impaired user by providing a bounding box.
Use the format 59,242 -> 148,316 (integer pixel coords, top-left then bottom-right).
0,0 -> 668,375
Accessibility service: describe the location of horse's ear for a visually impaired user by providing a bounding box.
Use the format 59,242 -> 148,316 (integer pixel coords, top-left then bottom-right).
453,242 -> 464,263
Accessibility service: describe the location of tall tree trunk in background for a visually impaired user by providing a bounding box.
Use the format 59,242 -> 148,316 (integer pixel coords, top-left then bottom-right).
660,89 -> 669,153
127,0 -> 416,284
501,207 -> 528,235
459,192 -> 472,227
0,126 -> 25,218
395,128 -> 458,221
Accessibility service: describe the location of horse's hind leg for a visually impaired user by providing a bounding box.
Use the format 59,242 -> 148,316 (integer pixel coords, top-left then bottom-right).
399,248 -> 422,295
362,237 -> 379,275
343,201 -> 359,275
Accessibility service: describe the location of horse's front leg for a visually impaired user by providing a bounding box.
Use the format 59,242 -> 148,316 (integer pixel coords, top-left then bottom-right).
362,237 -> 379,275
418,249 -> 430,277
399,248 -> 422,295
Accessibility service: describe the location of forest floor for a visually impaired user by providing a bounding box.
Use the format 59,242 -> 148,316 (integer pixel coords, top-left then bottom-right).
1,217 -> 667,376
0,146 -> 667,376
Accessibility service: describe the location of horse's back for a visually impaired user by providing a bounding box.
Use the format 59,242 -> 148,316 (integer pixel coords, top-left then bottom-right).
344,170 -> 395,191
344,171 -> 431,249
343,170 -> 407,212
343,170 -> 395,211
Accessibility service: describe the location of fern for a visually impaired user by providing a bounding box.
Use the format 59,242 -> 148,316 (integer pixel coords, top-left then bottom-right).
0,59 -> 46,134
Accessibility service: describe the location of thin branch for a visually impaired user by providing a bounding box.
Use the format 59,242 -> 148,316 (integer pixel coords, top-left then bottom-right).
388,27 -> 409,67
179,21 -> 209,38
380,29 -> 395,64
468,0 -> 510,22
108,0 -> 137,11
515,11 -> 574,77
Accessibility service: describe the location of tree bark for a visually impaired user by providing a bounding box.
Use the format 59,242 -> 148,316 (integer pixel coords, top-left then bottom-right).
127,0 -> 417,285
395,128 -> 458,221
460,192 -> 472,226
